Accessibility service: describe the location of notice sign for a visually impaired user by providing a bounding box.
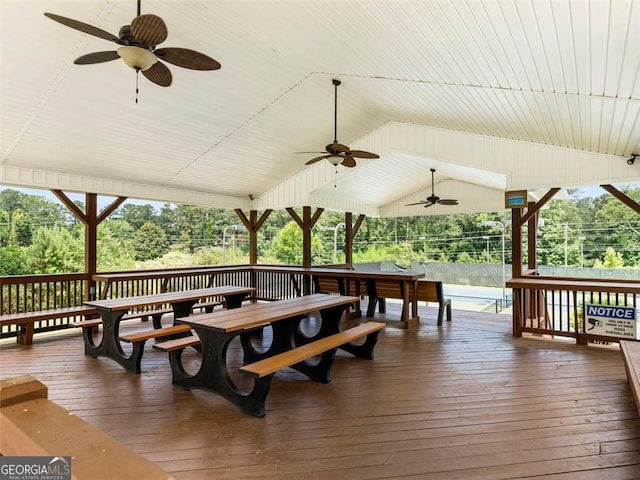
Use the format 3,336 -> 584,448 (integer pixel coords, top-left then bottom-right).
584,304 -> 637,339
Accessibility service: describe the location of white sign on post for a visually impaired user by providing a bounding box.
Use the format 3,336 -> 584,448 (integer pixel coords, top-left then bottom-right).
584,304 -> 637,339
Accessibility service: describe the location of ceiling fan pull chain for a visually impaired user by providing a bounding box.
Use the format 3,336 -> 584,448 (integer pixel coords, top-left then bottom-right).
135,69 -> 140,103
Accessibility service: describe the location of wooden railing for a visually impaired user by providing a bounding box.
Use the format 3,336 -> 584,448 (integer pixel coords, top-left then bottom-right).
1,272 -> 91,339
507,275 -> 640,344
8,267 -> 637,346
1,266 -> 303,342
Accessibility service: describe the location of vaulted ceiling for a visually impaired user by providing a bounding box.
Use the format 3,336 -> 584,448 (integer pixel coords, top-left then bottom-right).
2,0 -> 639,217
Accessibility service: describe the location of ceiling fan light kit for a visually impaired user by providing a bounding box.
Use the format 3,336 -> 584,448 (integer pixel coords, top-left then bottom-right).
117,46 -> 157,71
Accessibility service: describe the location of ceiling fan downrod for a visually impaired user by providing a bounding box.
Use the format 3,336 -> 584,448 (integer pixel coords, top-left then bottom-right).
333,79 -> 340,144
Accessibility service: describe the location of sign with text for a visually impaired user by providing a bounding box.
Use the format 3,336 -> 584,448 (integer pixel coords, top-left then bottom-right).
584,304 -> 637,339
0,456 -> 71,480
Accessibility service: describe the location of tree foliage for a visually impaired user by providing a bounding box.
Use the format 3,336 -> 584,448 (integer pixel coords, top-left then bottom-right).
0,186 -> 639,275
131,222 -> 170,261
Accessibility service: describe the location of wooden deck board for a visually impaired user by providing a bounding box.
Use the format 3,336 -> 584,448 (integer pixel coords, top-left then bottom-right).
2,303 -> 640,479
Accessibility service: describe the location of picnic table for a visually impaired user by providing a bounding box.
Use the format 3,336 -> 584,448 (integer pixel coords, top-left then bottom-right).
163,293 -> 385,417
252,265 -> 425,327
81,286 -> 255,373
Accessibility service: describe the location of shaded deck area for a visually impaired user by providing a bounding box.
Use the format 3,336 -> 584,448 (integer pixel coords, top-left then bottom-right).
2,303 -> 640,479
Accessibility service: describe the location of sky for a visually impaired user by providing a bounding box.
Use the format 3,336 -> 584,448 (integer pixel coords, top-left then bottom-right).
0,185 -> 166,212
1,183 -> 637,212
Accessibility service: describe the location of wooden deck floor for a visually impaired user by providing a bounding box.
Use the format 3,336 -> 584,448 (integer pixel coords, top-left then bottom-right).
2,304 -> 640,479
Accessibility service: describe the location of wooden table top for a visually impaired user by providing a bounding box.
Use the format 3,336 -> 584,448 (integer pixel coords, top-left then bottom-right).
251,265 -> 424,281
92,266 -> 250,283
180,293 -> 359,333
84,286 -> 255,312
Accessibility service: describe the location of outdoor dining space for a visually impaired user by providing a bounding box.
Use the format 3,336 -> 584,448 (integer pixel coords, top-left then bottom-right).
2,301 -> 640,479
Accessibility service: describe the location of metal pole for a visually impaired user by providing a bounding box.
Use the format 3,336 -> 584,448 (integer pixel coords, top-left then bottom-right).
333,223 -> 345,263
500,225 -> 506,307
222,225 -> 237,264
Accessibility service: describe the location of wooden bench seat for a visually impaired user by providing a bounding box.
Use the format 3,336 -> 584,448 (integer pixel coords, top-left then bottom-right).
0,375 -> 170,479
236,321 -> 385,416
240,321 -> 386,380
122,308 -> 172,328
153,335 -> 202,352
0,305 -> 96,345
620,340 -> 640,417
119,323 -> 192,344
114,324 -> 194,373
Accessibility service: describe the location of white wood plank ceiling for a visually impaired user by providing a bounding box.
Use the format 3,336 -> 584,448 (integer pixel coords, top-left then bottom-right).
1,0 -> 639,217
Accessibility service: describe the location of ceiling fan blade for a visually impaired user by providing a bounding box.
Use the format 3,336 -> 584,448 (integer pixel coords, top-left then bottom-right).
155,47 -> 221,71
405,201 -> 427,206
44,13 -> 123,44
423,202 -> 435,208
341,156 -> 357,168
74,51 -> 120,65
142,61 -> 172,87
438,199 -> 459,205
305,155 -> 330,165
348,150 -> 379,159
131,14 -> 168,46
295,151 -> 326,155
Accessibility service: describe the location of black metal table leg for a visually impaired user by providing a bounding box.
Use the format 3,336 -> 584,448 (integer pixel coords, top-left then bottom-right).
83,309 -> 146,374
224,292 -> 250,309
168,328 -> 270,417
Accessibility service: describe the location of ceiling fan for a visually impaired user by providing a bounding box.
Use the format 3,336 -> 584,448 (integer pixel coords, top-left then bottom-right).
299,79 -> 379,168
405,169 -> 459,208
44,0 -> 221,89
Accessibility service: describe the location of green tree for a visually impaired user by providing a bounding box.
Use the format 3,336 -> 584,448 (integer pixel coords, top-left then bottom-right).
26,226 -> 83,273
269,221 -> 320,265
0,245 -> 28,275
593,187 -> 640,266
116,204 -> 158,230
10,209 -> 32,246
537,200 -> 583,266
593,246 -> 625,268
0,209 -> 9,247
131,222 -> 169,261
97,220 -> 136,271
353,242 -> 421,266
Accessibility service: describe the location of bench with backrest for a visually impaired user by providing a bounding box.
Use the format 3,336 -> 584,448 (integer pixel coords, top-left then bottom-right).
367,279 -> 451,326
0,306 -> 97,345
620,340 -> 640,417
0,375 -> 171,479
312,274 -> 362,319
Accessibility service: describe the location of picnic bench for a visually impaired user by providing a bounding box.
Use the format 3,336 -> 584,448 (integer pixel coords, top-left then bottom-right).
367,279 -> 451,326
0,375 -> 171,479
0,305 -> 97,345
157,293 -> 385,417
80,286 -> 255,373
